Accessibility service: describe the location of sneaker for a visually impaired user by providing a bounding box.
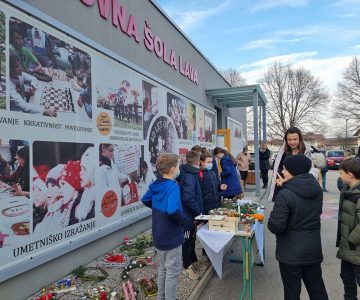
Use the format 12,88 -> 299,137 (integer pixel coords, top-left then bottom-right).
182,265 -> 200,280
323,188 -> 328,192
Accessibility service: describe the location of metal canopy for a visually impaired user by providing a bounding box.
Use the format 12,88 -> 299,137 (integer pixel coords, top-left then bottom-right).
206,84 -> 267,108
206,84 -> 268,197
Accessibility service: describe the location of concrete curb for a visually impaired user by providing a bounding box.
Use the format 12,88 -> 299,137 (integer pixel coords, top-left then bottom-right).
187,265 -> 214,300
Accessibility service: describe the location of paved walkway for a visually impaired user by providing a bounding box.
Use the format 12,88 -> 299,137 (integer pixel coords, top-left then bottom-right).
198,170 -> 343,300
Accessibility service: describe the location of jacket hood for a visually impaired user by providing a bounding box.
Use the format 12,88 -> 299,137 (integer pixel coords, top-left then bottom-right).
181,163 -> 200,174
283,173 -> 322,199
344,181 -> 360,197
149,178 -> 175,202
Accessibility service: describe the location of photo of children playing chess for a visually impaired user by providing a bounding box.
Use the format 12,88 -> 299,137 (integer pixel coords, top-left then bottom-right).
0,139 -> 31,247
96,79 -> 142,131
0,11 -> 5,110
99,144 -> 148,207
8,17 -> 92,121
32,141 -> 95,235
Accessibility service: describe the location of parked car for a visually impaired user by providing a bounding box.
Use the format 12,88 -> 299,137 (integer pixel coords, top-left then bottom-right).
326,150 -> 345,169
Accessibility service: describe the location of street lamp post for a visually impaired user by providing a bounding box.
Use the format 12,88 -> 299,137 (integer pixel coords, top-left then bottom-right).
346,118 -> 349,139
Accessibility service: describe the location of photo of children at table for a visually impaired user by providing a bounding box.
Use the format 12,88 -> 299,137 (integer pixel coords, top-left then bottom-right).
10,52 -> 56,116
0,145 -> 30,198
32,142 -> 94,232
9,18 -> 92,121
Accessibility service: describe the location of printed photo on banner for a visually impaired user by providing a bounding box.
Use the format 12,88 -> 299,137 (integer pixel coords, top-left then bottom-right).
148,115 -> 179,177
96,79 -> 142,131
99,144 -> 148,207
204,111 -> 216,143
8,17 -> 92,121
143,80 -> 160,139
0,10 -> 5,109
32,141 -> 94,235
0,139 -> 30,249
179,148 -> 188,165
167,92 -> 187,139
227,117 -> 245,153
197,107 -> 205,143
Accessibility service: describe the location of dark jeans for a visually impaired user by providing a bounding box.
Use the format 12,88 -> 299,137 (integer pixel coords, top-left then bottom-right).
279,262 -> 328,300
240,171 -> 248,181
182,228 -> 197,269
261,169 -> 268,186
341,260 -> 360,300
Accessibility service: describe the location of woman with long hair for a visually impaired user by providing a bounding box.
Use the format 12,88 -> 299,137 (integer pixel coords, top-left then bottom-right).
268,127 -> 322,202
214,147 -> 242,199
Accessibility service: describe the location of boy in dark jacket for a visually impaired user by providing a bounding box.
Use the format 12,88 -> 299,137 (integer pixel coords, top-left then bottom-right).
199,152 -> 227,214
142,154 -> 186,300
336,158 -> 360,300
268,154 -> 328,300
179,150 -> 203,280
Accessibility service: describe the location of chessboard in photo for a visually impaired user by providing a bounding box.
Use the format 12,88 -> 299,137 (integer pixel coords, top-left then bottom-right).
40,86 -> 75,112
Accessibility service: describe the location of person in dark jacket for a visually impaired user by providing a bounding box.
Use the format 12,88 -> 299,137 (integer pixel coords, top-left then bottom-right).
214,147 -> 242,198
336,158 -> 360,300
259,143 -> 271,188
142,154 -> 187,300
198,152 -> 227,214
179,150 -> 203,280
268,154 -> 328,300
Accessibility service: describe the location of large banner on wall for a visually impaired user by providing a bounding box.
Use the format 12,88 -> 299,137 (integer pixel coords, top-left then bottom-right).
0,2 -> 216,280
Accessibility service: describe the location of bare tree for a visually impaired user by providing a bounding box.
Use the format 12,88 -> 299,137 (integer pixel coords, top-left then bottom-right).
260,62 -> 329,139
221,68 -> 246,87
334,56 -> 360,132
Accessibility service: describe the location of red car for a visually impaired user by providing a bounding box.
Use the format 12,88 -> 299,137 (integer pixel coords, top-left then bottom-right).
326,150 -> 345,169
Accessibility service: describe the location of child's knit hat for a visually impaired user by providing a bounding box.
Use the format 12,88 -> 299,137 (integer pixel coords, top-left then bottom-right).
283,154 -> 311,176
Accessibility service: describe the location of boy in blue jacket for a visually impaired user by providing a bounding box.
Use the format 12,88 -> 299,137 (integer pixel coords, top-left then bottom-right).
179,150 -> 203,280
142,154 -> 186,300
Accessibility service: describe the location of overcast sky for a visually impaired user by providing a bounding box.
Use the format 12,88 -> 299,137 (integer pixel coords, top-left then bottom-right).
156,0 -> 360,94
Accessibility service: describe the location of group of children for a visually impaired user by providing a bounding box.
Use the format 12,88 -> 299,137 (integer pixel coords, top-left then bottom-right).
268,155 -> 360,300
143,147 -> 360,300
142,146 -> 226,300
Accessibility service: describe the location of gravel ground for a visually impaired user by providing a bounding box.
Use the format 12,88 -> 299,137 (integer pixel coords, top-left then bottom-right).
27,234 -> 211,300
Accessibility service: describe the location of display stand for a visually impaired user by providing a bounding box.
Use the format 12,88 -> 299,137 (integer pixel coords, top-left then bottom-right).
197,221 -> 264,300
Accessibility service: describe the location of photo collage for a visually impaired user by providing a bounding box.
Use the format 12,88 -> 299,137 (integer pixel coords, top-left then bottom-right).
0,3 -> 216,273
